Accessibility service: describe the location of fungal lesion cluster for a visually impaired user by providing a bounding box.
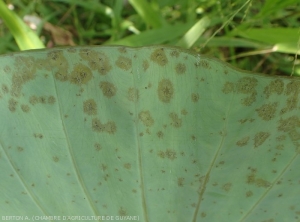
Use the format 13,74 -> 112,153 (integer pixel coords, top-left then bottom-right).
116,56 -> 132,71
92,118 -> 117,134
169,112 -> 182,128
157,149 -> 177,160
138,111 -> 154,127
70,63 -> 93,85
48,51 -> 69,82
150,48 -> 168,66
79,49 -> 112,75
83,99 -> 97,115
255,102 -> 278,121
222,77 -> 258,106
99,81 -> 117,98
29,95 -> 56,106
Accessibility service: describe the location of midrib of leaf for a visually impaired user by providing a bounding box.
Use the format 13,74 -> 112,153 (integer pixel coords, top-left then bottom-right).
0,141 -> 49,218
192,92 -> 234,222
52,70 -> 100,218
192,131 -> 227,222
240,150 -> 300,221
132,59 -> 149,222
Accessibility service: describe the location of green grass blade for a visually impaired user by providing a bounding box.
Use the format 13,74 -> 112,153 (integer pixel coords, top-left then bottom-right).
107,23 -> 192,46
176,16 -> 210,49
196,37 -> 266,48
256,0 -> 299,18
275,42 -> 300,54
110,0 -> 123,41
51,0 -> 113,17
0,0 -> 44,50
128,0 -> 162,28
237,28 -> 300,54
237,28 -> 300,45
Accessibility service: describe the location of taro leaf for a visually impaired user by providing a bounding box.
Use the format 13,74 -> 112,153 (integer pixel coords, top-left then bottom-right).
0,46 -> 300,222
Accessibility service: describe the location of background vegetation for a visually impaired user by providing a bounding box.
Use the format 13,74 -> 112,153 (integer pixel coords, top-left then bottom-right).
0,0 -> 299,76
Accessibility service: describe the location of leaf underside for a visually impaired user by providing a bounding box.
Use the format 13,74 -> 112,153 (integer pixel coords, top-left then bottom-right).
0,46 -> 300,222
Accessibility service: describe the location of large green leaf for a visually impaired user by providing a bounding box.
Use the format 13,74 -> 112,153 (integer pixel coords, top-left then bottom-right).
1,46 -> 300,222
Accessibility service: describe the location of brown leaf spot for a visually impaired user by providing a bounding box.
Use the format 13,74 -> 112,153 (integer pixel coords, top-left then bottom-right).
169,112 -> 182,128
199,60 -> 210,69
175,63 -> 186,74
100,81 -> 117,98
39,96 -> 47,104
285,81 -> 300,95
55,71 -> 68,82
8,98 -> 17,112
83,99 -> 97,115
281,95 -> 298,114
53,156 -> 59,162
116,56 -> 132,71
29,96 -> 38,105
277,116 -> 300,132
150,48 -> 168,66
48,96 -> 56,104
48,51 -> 69,81
48,50 -> 65,63
177,177 -> 184,187
21,104 -> 30,113
170,50 -> 180,57
33,133 -> 43,139
181,109 -> 188,115
17,147 -> 24,152
222,183 -> 232,192
92,118 -> 117,134
105,121 -> 117,134
242,92 -> 257,106
79,49 -> 112,75
246,191 -> 253,197
165,149 -> 177,160
70,63 -> 92,85
101,164 -> 107,171
139,111 -> 154,127
92,118 -> 106,132
254,132 -> 270,147
158,149 -> 177,160
236,77 -> 258,94
158,79 -> 174,103
158,151 -> 165,158
119,207 -> 127,216
255,178 -> 271,188
94,143 -> 102,151
288,130 -> 300,141
256,103 -> 277,121
123,163 -> 131,170
2,84 -> 9,94
236,136 -> 249,147
191,93 -> 199,102
247,172 -> 271,188
157,131 -> 164,138
264,79 -> 284,98
143,60 -> 149,71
